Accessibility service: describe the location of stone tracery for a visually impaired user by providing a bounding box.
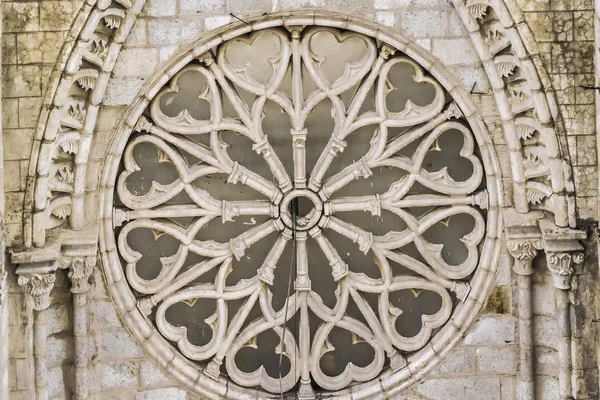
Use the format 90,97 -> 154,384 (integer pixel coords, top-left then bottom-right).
111,25 -> 493,395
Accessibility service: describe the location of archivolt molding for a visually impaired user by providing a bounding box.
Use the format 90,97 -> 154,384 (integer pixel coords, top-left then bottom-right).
25,0 -> 147,248
453,0 -> 576,228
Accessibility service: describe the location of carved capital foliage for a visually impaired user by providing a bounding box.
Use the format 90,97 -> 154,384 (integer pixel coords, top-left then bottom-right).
60,256 -> 96,293
18,273 -> 56,311
503,209 -> 543,276
539,219 -> 586,290
545,251 -> 584,290
506,239 -> 542,276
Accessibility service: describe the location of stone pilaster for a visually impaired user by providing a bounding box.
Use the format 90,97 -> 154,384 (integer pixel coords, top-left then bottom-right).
539,219 -> 586,399
503,210 -> 543,400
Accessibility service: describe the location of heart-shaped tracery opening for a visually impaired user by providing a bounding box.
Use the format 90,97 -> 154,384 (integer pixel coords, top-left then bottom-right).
113,25 -> 491,396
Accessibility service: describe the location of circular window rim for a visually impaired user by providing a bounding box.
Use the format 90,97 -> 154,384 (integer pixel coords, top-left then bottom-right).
98,10 -> 503,399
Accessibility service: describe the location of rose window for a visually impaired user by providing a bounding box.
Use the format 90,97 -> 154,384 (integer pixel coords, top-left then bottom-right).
111,24 -> 492,396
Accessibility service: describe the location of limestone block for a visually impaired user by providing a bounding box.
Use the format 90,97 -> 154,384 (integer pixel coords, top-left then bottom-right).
2,2 -> 39,33
3,34 -> 17,65
125,20 -> 148,47
180,0 -> 226,14
435,346 -> 476,375
103,77 -> 145,106
401,11 -> 449,38
45,303 -> 71,335
11,358 -> 31,391
532,315 -> 559,348
532,281 -> 555,315
148,20 -> 185,46
89,301 -> 121,330
142,0 -> 177,17
5,193 -> 24,224
573,166 -> 597,197
136,387 -> 188,400
229,0 -> 271,13
47,366 -> 65,396
476,346 -> 518,374
431,39 -> 479,66
159,46 -> 178,62
18,97 -> 42,129
330,0 -> 372,10
551,42 -> 594,73
114,48 -> 160,77
4,161 -> 21,193
574,74 -> 595,104
535,376 -> 559,400
46,335 -> 72,367
204,16 -> 233,31
101,391 -> 137,400
575,135 -> 597,166
550,74 -> 575,105
101,360 -> 139,389
141,360 -> 176,388
448,10 -> 468,36
526,12 -> 573,42
374,0 -> 412,9
517,0 -> 550,11
455,66 -> 490,93
3,65 -> 41,98
101,330 -> 141,359
7,325 -> 27,358
534,346 -> 559,376
574,11 -> 594,41
500,377 -> 515,400
560,105 -> 595,136
373,12 -> 397,27
40,1 -> 79,31
415,377 -> 501,400
3,98 -> 18,129
180,20 -> 205,44
463,316 -> 516,345
16,32 -> 66,65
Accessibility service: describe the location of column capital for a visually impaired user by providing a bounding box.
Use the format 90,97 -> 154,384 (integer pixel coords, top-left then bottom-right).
60,232 -> 98,294
539,219 -> 586,290
12,242 -> 60,311
503,210 -> 544,276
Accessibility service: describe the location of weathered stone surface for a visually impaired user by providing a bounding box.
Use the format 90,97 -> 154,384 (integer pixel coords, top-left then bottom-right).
476,347 -> 518,374
464,317 -> 516,345
415,377 -> 502,399
101,361 -> 139,389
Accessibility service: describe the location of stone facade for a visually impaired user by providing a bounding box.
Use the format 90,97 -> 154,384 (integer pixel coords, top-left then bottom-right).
0,0 -> 598,399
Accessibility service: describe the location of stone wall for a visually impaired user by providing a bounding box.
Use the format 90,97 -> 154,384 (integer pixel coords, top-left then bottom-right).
1,0 -> 598,399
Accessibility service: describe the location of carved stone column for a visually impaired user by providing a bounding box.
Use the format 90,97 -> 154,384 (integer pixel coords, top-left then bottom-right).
60,234 -> 97,400
13,244 -> 60,400
540,220 -> 586,400
504,210 -> 543,400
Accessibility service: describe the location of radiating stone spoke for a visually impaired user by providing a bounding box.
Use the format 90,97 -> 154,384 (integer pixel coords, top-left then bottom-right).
319,216 -> 373,255
294,232 -> 311,290
308,227 -> 348,281
258,229 -> 293,284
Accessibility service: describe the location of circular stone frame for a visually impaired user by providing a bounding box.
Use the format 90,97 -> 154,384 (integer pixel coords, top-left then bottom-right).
99,10 -> 503,399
